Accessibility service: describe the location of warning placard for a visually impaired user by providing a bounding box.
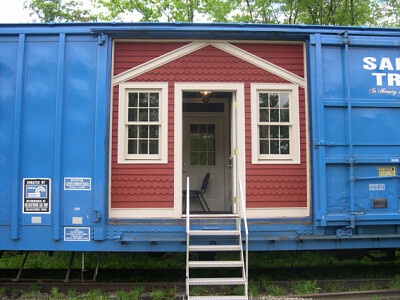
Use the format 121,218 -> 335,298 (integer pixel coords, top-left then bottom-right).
23,178 -> 51,214
378,166 -> 397,177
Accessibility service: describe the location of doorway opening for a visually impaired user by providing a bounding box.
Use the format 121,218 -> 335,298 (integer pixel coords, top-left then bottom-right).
182,91 -> 233,214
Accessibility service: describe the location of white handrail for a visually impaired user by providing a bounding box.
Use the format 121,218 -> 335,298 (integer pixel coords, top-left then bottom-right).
186,177 -> 190,233
185,177 -> 190,298
238,179 -> 248,297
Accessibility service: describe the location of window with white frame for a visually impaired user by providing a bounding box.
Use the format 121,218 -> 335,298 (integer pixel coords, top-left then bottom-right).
251,83 -> 300,164
117,83 -> 168,164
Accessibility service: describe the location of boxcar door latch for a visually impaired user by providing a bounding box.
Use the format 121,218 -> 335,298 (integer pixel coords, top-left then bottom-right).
94,210 -> 102,222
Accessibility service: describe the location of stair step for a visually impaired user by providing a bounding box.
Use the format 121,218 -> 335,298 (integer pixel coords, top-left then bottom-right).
188,261 -> 243,268
189,296 -> 247,300
188,277 -> 246,285
189,245 -> 242,252
189,230 -> 240,236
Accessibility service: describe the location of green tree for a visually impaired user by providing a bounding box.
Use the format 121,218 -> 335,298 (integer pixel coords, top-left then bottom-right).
24,0 -> 96,22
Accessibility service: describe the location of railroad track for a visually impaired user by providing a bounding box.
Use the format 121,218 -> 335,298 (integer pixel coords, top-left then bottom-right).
1,278 -> 400,299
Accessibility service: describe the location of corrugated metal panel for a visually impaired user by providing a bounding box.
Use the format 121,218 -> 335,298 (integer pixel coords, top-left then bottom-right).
310,33 -> 400,229
0,33 -> 111,240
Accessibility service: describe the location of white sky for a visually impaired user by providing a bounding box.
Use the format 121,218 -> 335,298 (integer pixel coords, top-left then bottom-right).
0,0 -> 34,23
0,0 -> 100,23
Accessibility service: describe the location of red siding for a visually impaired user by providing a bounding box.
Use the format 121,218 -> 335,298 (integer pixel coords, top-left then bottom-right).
111,42 -> 307,209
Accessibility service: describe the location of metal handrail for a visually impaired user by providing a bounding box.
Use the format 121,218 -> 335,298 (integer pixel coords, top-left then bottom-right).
186,177 -> 190,233
238,179 -> 248,297
185,177 -> 190,298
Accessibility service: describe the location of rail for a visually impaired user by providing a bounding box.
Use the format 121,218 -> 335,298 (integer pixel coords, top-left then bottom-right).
238,179 -> 249,297
185,177 -> 190,297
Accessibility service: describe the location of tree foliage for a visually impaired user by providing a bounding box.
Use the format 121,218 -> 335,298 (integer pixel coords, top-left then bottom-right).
24,0 -> 400,27
24,0 -> 97,22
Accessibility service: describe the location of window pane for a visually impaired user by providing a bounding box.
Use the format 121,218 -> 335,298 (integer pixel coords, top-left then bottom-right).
128,140 -> 137,154
259,125 -> 268,138
139,93 -> 149,107
190,124 -> 198,134
139,140 -> 148,154
280,93 -> 289,108
280,109 -> 289,122
280,126 -> 289,138
270,140 -> 279,154
259,109 -> 269,122
150,93 -> 159,107
129,93 -> 138,107
199,124 -> 206,136
208,152 -> 215,165
270,94 -> 279,108
207,138 -> 215,151
139,126 -> 148,138
260,140 -> 269,154
128,125 -> 138,138
138,109 -> 148,121
190,138 -> 198,151
280,140 -> 290,154
199,152 -> 207,165
208,124 -> 215,135
149,140 -> 158,154
128,108 -> 137,121
149,125 -> 159,138
190,152 -> 198,165
259,93 -> 268,107
270,109 -> 279,122
149,108 -> 159,121
270,126 -> 279,138
199,138 -> 207,151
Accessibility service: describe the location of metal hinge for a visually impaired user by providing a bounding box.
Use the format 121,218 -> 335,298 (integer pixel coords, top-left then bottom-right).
98,33 -> 106,46
94,210 -> 102,222
341,31 -> 350,44
314,140 -> 336,147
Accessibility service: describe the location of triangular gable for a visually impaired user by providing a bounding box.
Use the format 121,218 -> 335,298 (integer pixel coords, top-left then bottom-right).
112,42 -> 306,88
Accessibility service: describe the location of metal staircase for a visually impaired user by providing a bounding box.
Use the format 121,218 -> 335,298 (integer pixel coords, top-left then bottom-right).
185,178 -> 249,300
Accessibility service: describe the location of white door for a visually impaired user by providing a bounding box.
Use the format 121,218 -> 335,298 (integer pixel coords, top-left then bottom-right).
182,116 -> 225,212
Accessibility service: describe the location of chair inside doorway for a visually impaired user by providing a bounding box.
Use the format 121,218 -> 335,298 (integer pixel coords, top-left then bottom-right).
183,172 -> 211,213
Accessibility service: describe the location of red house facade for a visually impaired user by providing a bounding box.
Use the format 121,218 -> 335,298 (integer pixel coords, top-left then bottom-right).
109,40 -> 309,219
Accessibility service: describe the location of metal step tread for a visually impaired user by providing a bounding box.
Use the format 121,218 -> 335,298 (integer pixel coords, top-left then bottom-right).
189,245 -> 242,252
189,296 -> 248,300
189,230 -> 240,236
188,260 -> 244,268
188,277 -> 246,285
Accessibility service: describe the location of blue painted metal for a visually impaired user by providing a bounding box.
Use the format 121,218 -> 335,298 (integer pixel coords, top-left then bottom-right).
53,33 -> 66,241
11,34 -> 26,240
0,23 -> 400,253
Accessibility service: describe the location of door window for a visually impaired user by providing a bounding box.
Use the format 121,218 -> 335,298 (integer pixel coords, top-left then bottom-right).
190,124 -> 216,166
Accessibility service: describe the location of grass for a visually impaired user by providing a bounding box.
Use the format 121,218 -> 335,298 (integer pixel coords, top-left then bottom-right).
150,289 -> 165,300
0,287 -> 7,295
289,280 -> 321,295
129,286 -> 146,300
388,275 -> 400,289
190,286 -> 207,296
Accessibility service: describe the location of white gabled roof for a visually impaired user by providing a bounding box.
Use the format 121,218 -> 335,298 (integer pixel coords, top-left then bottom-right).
112,41 -> 306,88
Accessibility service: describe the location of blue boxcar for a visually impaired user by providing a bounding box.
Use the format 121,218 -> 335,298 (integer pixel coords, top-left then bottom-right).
0,23 -> 399,252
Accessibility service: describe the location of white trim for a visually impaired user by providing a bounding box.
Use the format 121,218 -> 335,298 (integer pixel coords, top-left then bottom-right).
174,83 -> 246,219
250,83 -> 301,165
112,41 -> 306,88
211,42 -> 305,88
112,42 -> 209,86
114,39 -> 305,45
246,207 -> 309,218
117,82 -> 168,164
303,43 -> 312,217
109,208 -> 175,219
